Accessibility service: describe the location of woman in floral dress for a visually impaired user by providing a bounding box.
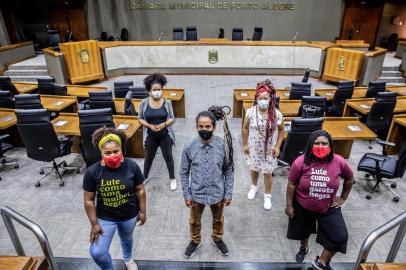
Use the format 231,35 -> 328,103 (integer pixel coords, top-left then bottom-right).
242,79 -> 284,211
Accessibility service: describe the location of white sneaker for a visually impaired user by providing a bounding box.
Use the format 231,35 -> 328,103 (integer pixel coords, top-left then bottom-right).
170,179 -> 177,191
264,194 -> 272,211
247,185 -> 258,200
125,260 -> 138,270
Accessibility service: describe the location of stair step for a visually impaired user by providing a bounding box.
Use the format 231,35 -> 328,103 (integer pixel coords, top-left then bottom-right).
4,69 -> 49,77
7,75 -> 52,83
382,66 -> 401,71
377,77 -> 405,83
7,65 -> 47,71
381,71 -> 403,77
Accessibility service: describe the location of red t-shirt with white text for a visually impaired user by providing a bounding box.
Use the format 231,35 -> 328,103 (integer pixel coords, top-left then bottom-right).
288,154 -> 353,213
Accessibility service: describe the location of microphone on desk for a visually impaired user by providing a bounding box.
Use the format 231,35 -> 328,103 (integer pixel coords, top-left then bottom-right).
292,32 -> 299,43
158,32 -> 165,41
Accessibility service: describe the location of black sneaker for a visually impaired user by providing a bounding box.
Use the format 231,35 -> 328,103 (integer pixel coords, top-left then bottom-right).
213,239 -> 229,256
295,246 -> 309,263
311,256 -> 333,270
184,241 -> 200,258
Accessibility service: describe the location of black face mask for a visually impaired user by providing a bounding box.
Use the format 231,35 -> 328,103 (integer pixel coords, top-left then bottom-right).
198,130 -> 213,141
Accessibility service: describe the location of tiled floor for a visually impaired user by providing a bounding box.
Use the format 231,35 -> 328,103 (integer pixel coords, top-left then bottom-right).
0,75 -> 405,266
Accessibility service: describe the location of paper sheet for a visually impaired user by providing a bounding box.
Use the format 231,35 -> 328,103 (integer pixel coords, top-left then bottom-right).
170,92 -> 177,96
54,101 -> 65,106
347,125 -> 362,132
117,123 -> 129,130
360,104 -> 370,109
54,120 -> 67,127
240,93 -> 248,97
0,115 -> 13,122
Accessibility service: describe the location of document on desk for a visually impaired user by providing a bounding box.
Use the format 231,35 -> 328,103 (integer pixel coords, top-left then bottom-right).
54,101 -> 65,106
170,92 -> 177,96
0,115 -> 13,122
347,125 -> 362,132
240,93 -> 248,97
359,104 -> 370,109
54,120 -> 68,127
117,123 -> 129,130
326,93 -> 333,96
284,93 -> 290,97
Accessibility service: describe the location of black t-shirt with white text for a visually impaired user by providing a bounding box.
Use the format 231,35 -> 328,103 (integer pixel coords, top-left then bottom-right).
83,158 -> 144,221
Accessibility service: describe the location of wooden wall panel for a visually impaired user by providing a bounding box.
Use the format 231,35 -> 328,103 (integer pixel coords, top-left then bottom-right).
322,47 -> 365,83
59,40 -> 104,84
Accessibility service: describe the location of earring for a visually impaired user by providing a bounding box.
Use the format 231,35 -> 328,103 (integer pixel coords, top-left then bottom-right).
101,159 -> 105,166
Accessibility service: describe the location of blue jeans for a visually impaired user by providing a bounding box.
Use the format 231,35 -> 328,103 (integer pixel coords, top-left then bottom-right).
89,216 -> 137,270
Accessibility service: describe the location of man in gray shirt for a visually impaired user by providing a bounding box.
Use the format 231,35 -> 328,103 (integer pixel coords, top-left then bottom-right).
180,110 -> 234,258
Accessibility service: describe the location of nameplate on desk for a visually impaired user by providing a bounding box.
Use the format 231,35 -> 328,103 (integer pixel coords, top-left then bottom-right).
54,120 -> 67,127
347,125 -> 362,132
284,122 -> 291,132
359,104 -> 370,109
326,93 -> 333,96
170,92 -> 177,96
0,115 -> 13,122
240,93 -> 248,97
284,93 -> 290,97
117,123 -> 130,130
54,101 -> 65,106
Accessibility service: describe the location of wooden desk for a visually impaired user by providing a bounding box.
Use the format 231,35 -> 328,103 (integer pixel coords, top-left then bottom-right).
233,89 -> 291,117
12,82 -> 38,94
0,109 -> 16,129
315,88 -> 367,100
40,95 -> 78,112
66,85 -> 107,97
360,263 -> 406,270
52,113 -> 143,157
242,100 -> 301,120
114,98 -> 142,115
163,89 -> 185,118
386,114 -> 406,155
343,97 -> 406,117
0,256 -> 48,270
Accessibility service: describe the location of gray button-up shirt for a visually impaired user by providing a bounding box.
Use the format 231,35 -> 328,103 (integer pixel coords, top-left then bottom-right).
180,135 -> 234,205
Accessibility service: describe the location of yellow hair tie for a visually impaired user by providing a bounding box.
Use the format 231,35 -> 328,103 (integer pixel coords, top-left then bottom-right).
98,134 -> 121,150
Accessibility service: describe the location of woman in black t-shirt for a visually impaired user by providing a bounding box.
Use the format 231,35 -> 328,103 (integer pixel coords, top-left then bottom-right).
83,127 -> 146,270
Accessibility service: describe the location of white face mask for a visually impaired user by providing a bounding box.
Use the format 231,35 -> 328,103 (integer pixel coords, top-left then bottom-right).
151,90 -> 162,99
257,99 -> 269,110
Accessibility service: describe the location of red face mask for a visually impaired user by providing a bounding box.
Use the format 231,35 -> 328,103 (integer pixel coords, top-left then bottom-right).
102,154 -> 123,169
312,146 -> 331,159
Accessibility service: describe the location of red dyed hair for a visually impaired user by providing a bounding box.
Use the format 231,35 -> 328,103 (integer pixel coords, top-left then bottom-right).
255,79 -> 277,155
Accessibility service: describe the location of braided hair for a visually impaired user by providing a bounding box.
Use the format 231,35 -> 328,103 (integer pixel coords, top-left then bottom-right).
196,106 -> 234,172
254,79 -> 277,155
303,130 -> 334,165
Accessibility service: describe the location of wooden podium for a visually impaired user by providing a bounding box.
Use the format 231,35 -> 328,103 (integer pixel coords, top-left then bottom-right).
59,40 -> 104,84
322,47 -> 365,83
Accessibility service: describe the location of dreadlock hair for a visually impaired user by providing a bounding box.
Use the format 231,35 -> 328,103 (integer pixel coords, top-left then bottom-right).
254,79 -> 277,155
195,106 -> 234,172
143,73 -> 167,92
91,126 -> 127,152
303,130 -> 334,165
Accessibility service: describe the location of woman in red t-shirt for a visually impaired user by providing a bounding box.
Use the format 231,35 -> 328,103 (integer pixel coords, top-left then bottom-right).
285,130 -> 354,270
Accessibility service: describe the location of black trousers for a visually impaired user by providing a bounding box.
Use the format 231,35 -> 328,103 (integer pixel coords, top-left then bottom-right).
287,200 -> 349,254
143,132 -> 175,179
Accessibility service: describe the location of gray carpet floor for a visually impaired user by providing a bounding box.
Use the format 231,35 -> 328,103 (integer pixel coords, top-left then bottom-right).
0,75 -> 405,265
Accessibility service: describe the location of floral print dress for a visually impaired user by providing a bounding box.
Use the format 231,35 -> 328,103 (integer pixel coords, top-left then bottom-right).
245,105 -> 283,174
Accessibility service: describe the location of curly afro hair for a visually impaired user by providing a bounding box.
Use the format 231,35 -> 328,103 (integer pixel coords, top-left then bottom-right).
143,73 -> 167,92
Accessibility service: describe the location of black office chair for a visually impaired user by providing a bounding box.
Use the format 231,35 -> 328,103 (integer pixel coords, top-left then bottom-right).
107,36 -> 114,41
120,28 -> 129,41
375,91 -> 397,102
48,29 -> 60,51
15,94 -> 43,110
173,27 -> 184,41
326,82 -> 354,116
100,32 -> 108,41
54,84 -> 68,96
252,27 -> 263,41
15,109 -> 80,187
365,81 -> 386,98
0,91 -> 15,108
0,134 -> 19,181
124,91 -> 137,116
301,68 -> 310,83
357,139 -> 406,202
114,80 -> 134,98
37,78 -> 56,95
218,28 -> 225,39
232,28 -> 243,41
337,80 -> 354,88
0,76 -> 20,96
279,118 -> 324,166
129,86 -> 148,99
299,96 -> 327,118
88,91 -> 116,114
78,108 -> 115,167
289,82 -> 311,100
186,26 -> 198,41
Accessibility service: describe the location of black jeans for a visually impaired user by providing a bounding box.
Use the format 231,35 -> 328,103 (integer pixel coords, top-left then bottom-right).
143,132 -> 175,179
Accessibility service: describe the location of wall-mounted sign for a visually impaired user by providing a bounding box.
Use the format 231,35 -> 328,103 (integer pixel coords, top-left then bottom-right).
130,0 -> 295,11
208,50 -> 219,64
